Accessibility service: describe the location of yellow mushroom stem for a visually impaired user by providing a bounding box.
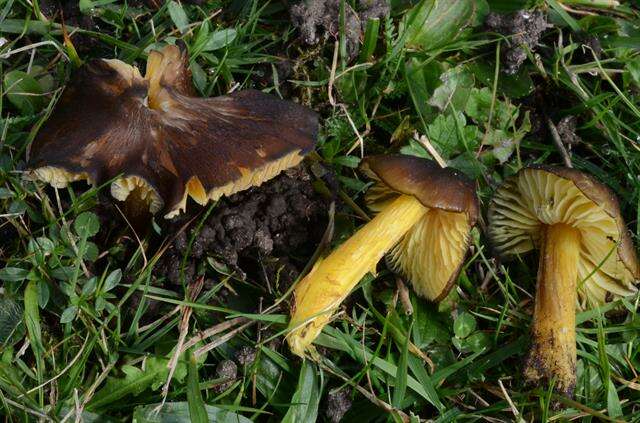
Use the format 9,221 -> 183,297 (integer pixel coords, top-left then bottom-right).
524,223 -> 581,395
287,194 -> 427,357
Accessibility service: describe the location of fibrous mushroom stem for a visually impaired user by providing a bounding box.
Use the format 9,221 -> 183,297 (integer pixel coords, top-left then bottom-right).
524,223 -> 581,396
287,194 -> 427,357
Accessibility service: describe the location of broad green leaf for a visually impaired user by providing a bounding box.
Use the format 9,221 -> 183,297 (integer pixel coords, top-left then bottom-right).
453,312 -> 476,339
404,0 -> 476,51
89,357 -> 186,410
58,409 -> 115,423
82,277 -> 98,296
282,361 -> 321,423
0,267 -> 29,282
186,352 -> 207,423
168,1 -> 189,35
404,58 -> 444,126
103,269 -> 122,292
0,188 -> 14,199
24,280 -> 44,382
407,355 -> 443,412
60,305 -> 78,324
428,66 -> 475,112
203,29 -> 237,51
465,332 -> 491,353
3,70 -> 44,114
0,297 -> 24,346
74,212 -> 100,238
426,112 -> 480,158
132,402 -> 252,423
392,322 -> 410,408
468,62 -> 534,99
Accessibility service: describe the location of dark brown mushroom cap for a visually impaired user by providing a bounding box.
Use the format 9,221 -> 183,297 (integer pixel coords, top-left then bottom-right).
360,154 -> 479,302
360,154 -> 479,225
488,165 -> 639,305
29,44 -> 318,217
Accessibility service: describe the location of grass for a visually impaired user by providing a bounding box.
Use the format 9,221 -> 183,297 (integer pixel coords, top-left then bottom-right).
2,0 -> 640,421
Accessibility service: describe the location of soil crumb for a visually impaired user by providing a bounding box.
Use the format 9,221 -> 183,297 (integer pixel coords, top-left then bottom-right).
213,360 -> 238,393
556,116 -> 582,146
38,0 -> 99,53
234,346 -> 257,367
485,10 -> 551,74
290,0 -> 390,59
157,163 -> 334,288
324,388 -> 352,423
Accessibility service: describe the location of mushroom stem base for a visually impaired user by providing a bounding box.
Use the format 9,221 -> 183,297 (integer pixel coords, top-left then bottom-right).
287,194 -> 427,357
524,223 -> 580,396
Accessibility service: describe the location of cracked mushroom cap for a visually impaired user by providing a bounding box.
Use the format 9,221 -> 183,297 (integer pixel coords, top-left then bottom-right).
29,44 -> 318,218
360,154 -> 479,301
488,165 -> 640,305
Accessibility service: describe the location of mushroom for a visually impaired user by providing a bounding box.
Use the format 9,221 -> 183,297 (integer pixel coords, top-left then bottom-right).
287,154 -> 479,357
28,43 -> 318,218
488,165 -> 639,396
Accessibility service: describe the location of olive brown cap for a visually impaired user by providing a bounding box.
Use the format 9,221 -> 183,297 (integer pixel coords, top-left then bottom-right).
29,43 -> 318,218
361,154 -> 479,301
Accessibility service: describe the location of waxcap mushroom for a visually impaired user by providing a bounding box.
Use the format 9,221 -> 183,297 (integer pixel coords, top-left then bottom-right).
29,43 -> 318,218
488,165 -> 639,396
488,165 -> 639,303
287,154 -> 479,357
361,154 -> 479,301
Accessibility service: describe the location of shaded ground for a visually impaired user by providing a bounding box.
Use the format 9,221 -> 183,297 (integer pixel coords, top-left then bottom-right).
157,163 -> 335,290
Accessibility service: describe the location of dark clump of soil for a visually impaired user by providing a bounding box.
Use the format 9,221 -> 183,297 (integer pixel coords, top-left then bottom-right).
0,223 -> 18,264
485,10 -> 552,74
324,388 -> 352,423
156,163 -> 335,290
234,345 -> 257,367
252,59 -> 295,98
213,359 -> 238,393
556,116 -> 582,146
290,0 -> 390,60
38,0 -> 101,53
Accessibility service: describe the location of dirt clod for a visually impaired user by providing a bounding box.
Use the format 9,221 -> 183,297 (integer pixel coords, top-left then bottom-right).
234,346 -> 257,367
324,388 -> 352,423
290,0 -> 390,60
38,0 -> 100,53
485,10 -> 551,74
556,116 -> 582,146
214,360 -> 238,393
157,164 -> 333,287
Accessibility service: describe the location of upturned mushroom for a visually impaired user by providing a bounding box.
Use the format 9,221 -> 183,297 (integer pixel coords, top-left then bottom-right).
488,165 -> 639,396
29,43 -> 318,218
287,154 -> 479,357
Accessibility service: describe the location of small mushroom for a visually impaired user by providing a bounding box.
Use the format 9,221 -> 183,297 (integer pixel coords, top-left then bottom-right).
488,165 -> 639,396
287,154 -> 479,357
29,43 -> 318,218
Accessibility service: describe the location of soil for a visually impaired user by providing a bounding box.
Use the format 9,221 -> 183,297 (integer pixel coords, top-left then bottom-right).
289,0 -> 390,60
252,59 -> 295,98
324,388 -> 352,423
213,359 -> 238,393
556,116 -> 582,146
516,77 -> 582,157
156,163 -> 335,290
0,223 -> 17,264
234,345 -> 257,367
38,0 -> 100,53
485,10 -> 551,74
